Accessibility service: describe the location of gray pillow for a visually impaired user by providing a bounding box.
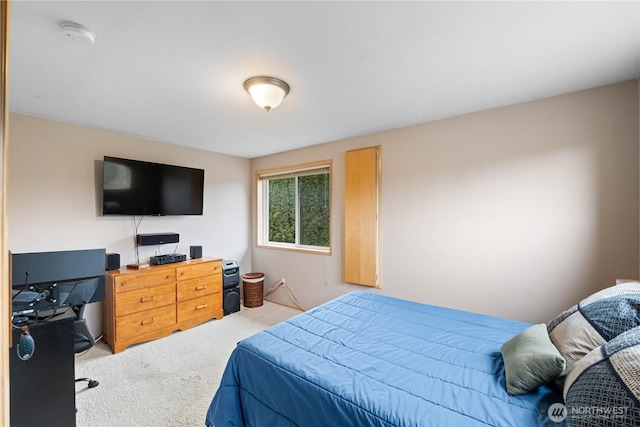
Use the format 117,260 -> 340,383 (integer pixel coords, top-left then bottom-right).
501,323 -> 566,395
563,326 -> 640,425
547,282 -> 640,385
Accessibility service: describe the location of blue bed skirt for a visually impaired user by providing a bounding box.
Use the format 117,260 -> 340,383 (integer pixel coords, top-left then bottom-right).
206,292 -> 564,426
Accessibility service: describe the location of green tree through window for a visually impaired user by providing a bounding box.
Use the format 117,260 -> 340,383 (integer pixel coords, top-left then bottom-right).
299,174 -> 330,247
268,177 -> 295,243
259,162 -> 331,253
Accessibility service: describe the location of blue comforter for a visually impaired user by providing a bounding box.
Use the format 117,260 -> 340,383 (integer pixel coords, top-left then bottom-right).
206,292 -> 564,426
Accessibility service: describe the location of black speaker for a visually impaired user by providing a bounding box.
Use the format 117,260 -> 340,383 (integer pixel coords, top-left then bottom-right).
136,233 -> 179,246
223,286 -> 240,315
190,245 -> 202,259
106,253 -> 120,270
222,260 -> 239,289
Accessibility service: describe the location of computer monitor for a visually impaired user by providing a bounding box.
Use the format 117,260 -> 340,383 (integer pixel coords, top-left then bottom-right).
11,249 -> 106,314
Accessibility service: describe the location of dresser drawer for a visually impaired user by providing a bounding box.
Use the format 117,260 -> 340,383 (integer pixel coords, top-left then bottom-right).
176,276 -> 221,302
115,304 -> 176,342
176,261 -> 221,282
114,283 -> 175,317
113,270 -> 176,293
177,293 -> 221,323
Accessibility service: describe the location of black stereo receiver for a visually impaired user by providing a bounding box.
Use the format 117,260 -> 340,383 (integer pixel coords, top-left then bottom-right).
150,253 -> 187,266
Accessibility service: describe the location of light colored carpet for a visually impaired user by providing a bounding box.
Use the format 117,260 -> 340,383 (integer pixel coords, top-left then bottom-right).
75,301 -> 302,427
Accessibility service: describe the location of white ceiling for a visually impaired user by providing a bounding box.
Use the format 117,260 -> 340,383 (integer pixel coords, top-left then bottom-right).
8,1 -> 640,159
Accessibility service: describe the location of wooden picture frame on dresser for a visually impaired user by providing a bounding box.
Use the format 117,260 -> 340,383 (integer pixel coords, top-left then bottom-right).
103,257 -> 223,353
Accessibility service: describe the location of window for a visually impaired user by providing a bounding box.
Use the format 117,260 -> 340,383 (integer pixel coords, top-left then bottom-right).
257,160 -> 331,254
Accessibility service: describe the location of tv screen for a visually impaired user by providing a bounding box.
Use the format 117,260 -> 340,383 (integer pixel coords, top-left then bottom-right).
102,156 -> 204,216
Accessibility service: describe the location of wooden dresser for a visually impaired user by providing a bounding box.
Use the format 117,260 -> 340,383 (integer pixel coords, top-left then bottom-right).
103,257 -> 223,353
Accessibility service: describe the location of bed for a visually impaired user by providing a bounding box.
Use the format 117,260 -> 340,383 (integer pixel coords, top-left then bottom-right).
206,291 -> 566,426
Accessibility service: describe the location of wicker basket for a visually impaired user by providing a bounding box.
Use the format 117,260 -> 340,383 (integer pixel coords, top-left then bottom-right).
242,272 -> 264,308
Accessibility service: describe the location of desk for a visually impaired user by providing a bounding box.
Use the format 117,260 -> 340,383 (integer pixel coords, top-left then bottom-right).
10,316 -> 75,427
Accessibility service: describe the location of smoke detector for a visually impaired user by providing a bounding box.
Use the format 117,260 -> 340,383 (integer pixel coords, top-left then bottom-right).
61,21 -> 95,45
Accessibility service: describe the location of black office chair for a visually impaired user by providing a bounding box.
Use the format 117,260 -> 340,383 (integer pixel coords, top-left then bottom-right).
72,304 -> 99,389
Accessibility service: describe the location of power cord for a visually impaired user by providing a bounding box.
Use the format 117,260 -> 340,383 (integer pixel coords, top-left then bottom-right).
132,215 -> 144,263
265,278 -> 305,311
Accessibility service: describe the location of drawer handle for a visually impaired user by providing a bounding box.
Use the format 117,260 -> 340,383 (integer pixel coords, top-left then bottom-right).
195,304 -> 208,310
140,296 -> 155,303
140,318 -> 155,325
195,285 -> 208,291
166,275 -> 172,280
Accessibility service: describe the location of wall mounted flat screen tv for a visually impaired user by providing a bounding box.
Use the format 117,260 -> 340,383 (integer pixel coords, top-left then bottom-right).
102,156 -> 204,216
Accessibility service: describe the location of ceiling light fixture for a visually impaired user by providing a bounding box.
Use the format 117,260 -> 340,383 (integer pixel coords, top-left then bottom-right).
243,76 -> 290,112
60,21 -> 96,45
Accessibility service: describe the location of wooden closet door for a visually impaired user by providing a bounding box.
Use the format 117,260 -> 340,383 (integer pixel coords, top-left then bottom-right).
1,1 -> 10,424
344,146 -> 380,287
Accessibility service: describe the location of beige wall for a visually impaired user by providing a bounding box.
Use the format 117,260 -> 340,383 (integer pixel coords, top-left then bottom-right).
8,113 -> 252,334
251,81 -> 639,323
7,80 -> 639,333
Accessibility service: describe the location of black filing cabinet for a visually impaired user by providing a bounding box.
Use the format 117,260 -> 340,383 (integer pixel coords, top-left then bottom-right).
10,316 -> 75,427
